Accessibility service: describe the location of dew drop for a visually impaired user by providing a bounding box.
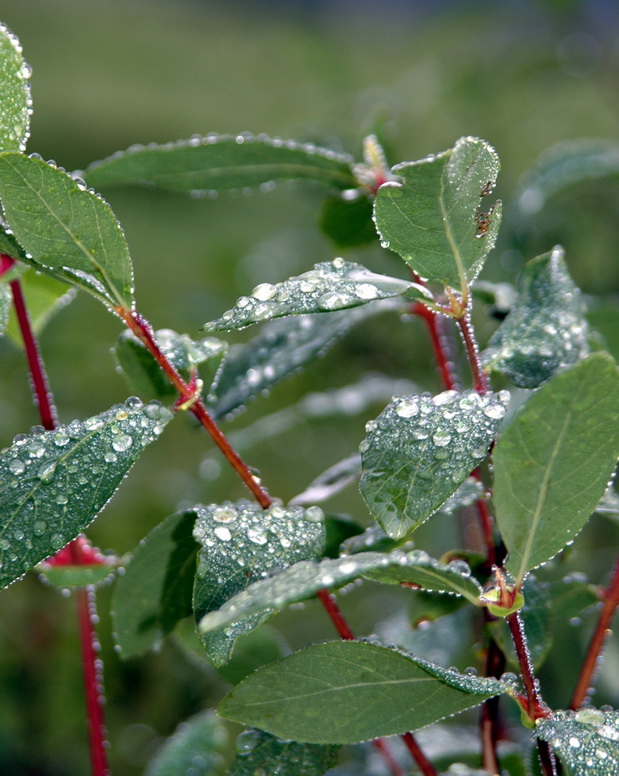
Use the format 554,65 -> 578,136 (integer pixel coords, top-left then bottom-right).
213,506 -> 238,523
251,283 -> 277,301
214,526 -> 232,542
483,402 -> 506,420
33,520 -> 47,536
247,527 -> 268,545
8,459 -> 25,475
38,461 -> 56,482
396,399 -> 418,418
432,430 -> 452,447
112,435 -> 133,452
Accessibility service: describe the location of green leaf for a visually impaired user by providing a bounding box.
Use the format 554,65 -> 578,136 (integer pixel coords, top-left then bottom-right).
373,136 -> 502,290
5,269 -> 75,345
193,500 -> 325,667
218,640 -> 508,743
0,282 -> 9,336
534,708 -> 619,775
214,626 -> 288,685
84,133 -> 356,193
594,486 -> 619,521
493,353 -> 619,584
210,305 -> 394,419
360,389 -> 509,538
0,152 -> 134,310
112,510 -> 198,657
0,25 -> 31,153
319,193 -> 377,248
0,398 -> 173,589
145,710 -> 228,776
198,550 -> 481,635
230,730 -> 338,776
547,576 -> 600,620
321,514 -> 365,558
482,247 -> 589,388
203,259 -> 426,332
114,328 -> 227,402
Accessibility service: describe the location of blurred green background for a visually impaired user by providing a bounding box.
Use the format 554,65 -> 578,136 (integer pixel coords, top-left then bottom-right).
1,0 -> 619,773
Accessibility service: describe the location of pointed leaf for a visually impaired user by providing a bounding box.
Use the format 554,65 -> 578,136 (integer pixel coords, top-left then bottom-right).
145,710 -> 228,776
548,576 -> 600,620
0,398 -> 173,588
114,328 -> 227,401
112,510 -> 199,657
482,247 -> 589,388
0,152 -> 134,309
360,389 -> 510,538
230,730 -> 338,776
84,133 -> 356,193
218,640 -> 508,743
534,708 -> 619,776
0,24 -> 31,153
192,500 -> 325,666
203,259 -> 425,332
198,549 -> 482,635
493,353 -> 619,584
5,269 -> 75,345
374,137 -> 502,289
0,282 -> 9,335
210,305 -> 394,418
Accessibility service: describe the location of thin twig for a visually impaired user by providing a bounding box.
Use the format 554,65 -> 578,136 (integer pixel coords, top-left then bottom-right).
570,554 -> 619,709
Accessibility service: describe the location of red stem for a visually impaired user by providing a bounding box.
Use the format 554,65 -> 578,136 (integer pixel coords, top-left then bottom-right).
7,262 -> 110,776
117,308 -> 272,509
9,276 -> 57,430
76,586 -> 110,776
570,554 -> 619,709
401,732 -> 439,776
456,309 -> 489,395
316,589 -> 355,640
479,630 -> 505,774
371,739 -> 405,776
411,302 -> 459,392
506,612 -> 547,720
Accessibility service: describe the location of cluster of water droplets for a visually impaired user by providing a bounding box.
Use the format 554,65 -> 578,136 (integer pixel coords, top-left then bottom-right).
145,710 -> 228,776
360,388 -> 509,535
199,549 -> 480,635
0,398 -> 172,585
203,258 -> 414,332
233,729 -> 335,776
0,24 -> 32,154
535,708 -> 619,774
481,247 -> 589,389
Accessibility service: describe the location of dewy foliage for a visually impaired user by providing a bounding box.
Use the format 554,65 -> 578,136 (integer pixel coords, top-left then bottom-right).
219,641 -> 509,743
192,501 -> 325,666
493,353 -> 619,583
482,246 -> 589,388
373,136 -> 502,290
198,550 -> 482,635
0,153 -> 134,310
84,133 -> 357,194
229,730 -> 338,776
203,258 -> 426,332
0,398 -> 173,589
0,24 -> 30,154
145,710 -> 229,776
360,389 -> 509,538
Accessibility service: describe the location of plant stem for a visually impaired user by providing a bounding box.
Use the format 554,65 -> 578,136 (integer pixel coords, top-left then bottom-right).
316,589 -> 355,640
401,732 -> 439,776
456,308 -> 489,395
480,631 -> 505,775
9,275 -> 57,430
506,612 -> 546,719
9,267 -> 110,776
411,301 -> 459,392
570,554 -> 619,709
117,308 -> 272,509
371,739 -> 405,776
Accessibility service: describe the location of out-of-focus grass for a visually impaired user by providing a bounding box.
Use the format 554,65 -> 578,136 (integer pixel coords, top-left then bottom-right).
1,1 -> 619,773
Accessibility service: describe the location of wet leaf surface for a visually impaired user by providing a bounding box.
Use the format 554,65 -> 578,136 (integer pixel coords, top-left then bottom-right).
0,24 -> 30,153
230,730 -> 338,776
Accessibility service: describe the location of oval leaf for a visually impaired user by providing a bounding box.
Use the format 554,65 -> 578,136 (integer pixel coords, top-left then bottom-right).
534,708 -> 619,776
193,500 -> 325,666
0,398 -> 173,588
360,389 -> 509,538
112,509 -> 199,657
203,259 -> 425,332
84,133 -> 356,193
374,136 -> 502,290
0,152 -> 134,309
218,640 -> 508,743
198,549 -> 481,635
230,730 -> 338,776
482,247 -> 589,388
0,24 -> 31,153
145,710 -> 228,776
493,353 -> 619,584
